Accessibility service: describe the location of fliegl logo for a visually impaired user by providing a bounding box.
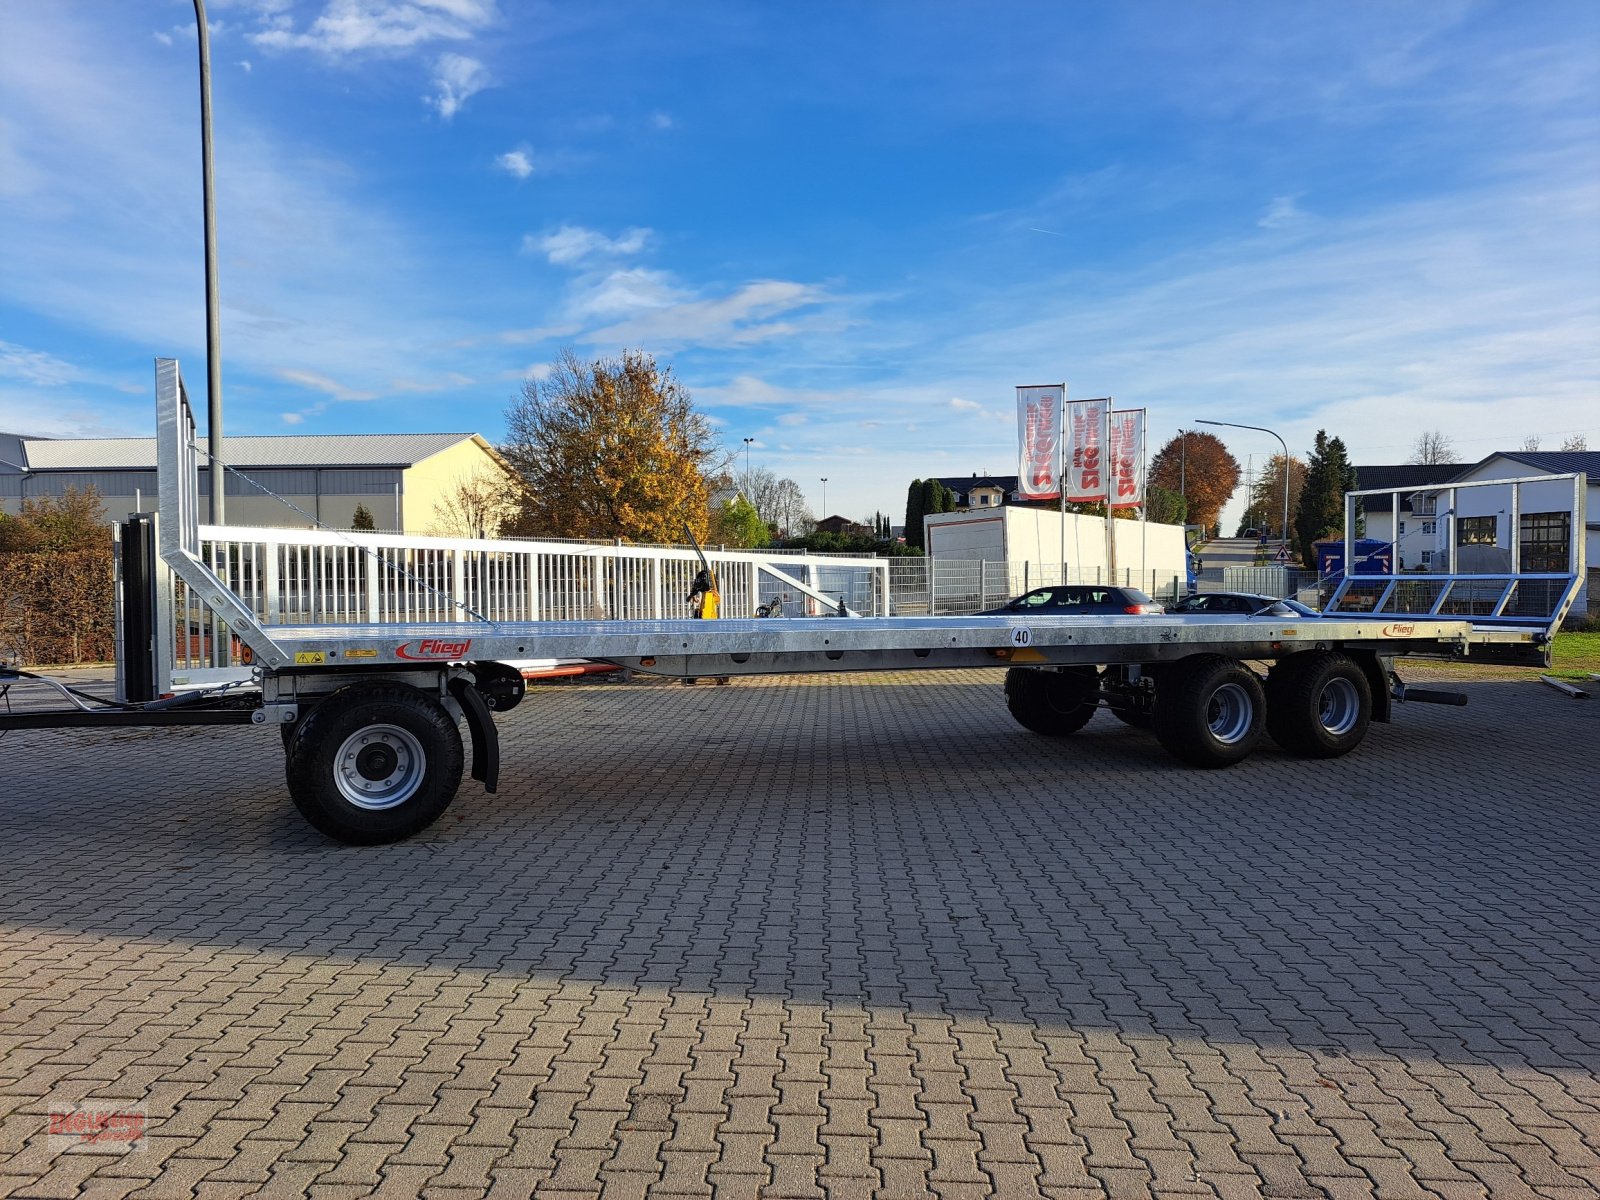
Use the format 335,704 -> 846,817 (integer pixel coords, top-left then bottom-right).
395,638 -> 473,660
1381,622 -> 1416,637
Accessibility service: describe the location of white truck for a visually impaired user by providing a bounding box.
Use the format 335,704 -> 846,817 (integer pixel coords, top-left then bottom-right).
1,362 -> 1585,845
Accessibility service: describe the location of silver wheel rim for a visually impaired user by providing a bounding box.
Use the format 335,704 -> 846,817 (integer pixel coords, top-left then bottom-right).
1317,677 -> 1360,737
1206,682 -> 1254,744
335,724 -> 426,810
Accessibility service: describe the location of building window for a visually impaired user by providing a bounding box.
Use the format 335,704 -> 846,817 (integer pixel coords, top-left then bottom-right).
1421,550 -> 1433,565
1398,521 -> 1406,536
1520,511 -> 1570,572
1456,516 -> 1496,546
1421,520 -> 1436,535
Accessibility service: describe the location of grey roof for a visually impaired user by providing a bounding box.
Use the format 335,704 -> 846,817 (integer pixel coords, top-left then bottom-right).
1456,450 -> 1600,479
1353,464 -> 1462,513
15,432 -> 483,471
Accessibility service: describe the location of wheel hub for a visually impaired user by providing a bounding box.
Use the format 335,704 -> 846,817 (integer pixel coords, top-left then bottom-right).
1206,682 -> 1254,744
355,744 -> 399,780
335,724 -> 426,811
1317,677 -> 1361,736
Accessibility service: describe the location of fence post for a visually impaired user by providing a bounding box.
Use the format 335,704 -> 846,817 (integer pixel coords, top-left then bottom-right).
451,547 -> 466,623
264,542 -> 281,625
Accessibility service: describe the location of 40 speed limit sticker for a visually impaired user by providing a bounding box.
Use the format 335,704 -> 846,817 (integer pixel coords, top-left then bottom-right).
1009,627 -> 1034,647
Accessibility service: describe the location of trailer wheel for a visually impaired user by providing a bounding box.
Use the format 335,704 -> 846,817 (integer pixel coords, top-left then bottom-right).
285,682 -> 464,845
1153,655 -> 1264,767
1004,666 -> 1097,736
1265,651 -> 1371,758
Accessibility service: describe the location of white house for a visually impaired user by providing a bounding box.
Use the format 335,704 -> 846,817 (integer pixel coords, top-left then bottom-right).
1354,464 -> 1461,572
1432,451 -> 1597,618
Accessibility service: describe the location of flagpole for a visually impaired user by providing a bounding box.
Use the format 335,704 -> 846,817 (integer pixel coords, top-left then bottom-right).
1058,383 -> 1066,586
1104,400 -> 1117,584
1139,409 -> 1148,593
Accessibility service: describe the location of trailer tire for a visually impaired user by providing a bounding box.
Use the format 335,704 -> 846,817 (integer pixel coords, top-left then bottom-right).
285,682 -> 464,845
1004,666 -> 1097,736
1153,655 -> 1264,767
1265,651 -> 1371,758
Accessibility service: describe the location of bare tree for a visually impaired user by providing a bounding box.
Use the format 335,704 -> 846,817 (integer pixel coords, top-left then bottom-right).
1560,433 -> 1588,452
429,471 -> 519,538
765,477 -> 814,538
737,465 -> 814,538
1409,430 -> 1458,465
1520,435 -> 1541,452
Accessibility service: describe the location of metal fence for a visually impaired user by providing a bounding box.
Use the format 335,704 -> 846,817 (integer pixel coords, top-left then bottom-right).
167,525 -> 891,673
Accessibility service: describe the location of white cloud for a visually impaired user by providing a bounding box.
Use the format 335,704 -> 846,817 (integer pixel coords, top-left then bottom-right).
0,341 -> 81,386
250,0 -> 496,56
948,397 -> 980,412
527,223 -> 652,265
568,268 -> 686,319
280,411 -> 305,425
496,148 -> 533,179
1258,193 -> 1309,229
585,279 -> 828,349
428,53 -> 489,119
650,111 -> 673,130
239,59 -> 253,72
277,369 -> 378,401
153,31 -> 172,46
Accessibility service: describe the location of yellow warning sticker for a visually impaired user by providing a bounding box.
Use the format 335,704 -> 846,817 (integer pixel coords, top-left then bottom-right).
294,651 -> 326,665
344,648 -> 378,659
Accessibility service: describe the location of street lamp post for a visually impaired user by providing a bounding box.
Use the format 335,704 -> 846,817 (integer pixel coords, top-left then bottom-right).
742,437 -> 754,483
820,478 -> 828,519
1178,428 -> 1188,525
193,0 -> 224,527
1195,419 -> 1291,552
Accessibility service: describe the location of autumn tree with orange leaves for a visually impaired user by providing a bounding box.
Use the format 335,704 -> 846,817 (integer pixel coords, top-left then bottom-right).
502,349 -> 721,543
1148,432 -> 1240,535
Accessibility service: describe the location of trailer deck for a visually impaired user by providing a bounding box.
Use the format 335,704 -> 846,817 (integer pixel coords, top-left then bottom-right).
253,610 -> 1543,678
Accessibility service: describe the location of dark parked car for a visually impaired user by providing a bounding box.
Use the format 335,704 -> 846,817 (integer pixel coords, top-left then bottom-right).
1168,592 -> 1319,617
976,585 -> 1164,616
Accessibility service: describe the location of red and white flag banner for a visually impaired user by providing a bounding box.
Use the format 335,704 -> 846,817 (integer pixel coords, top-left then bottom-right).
1015,385 -> 1064,500
1108,408 -> 1145,508
1063,398 -> 1109,503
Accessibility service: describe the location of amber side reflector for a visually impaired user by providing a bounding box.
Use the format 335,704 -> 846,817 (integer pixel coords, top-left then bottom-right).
640,657 -> 656,667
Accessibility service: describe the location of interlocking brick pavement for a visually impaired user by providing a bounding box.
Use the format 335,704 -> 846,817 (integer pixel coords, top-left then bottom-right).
1,669 -> 1597,1198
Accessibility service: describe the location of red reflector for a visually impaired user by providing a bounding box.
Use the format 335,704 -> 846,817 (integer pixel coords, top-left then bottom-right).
1123,606 -> 1142,614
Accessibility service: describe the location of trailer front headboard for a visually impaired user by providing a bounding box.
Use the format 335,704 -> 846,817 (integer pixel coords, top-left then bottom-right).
154,358 -> 291,671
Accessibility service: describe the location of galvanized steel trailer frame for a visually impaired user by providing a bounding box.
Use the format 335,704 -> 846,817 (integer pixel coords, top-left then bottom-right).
0,360 -> 1580,843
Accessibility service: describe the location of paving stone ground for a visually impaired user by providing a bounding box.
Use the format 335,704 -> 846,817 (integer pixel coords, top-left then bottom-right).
0,668 -> 1596,1199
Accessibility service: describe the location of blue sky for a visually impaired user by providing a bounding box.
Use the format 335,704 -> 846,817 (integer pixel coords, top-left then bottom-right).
2,1 -> 1597,527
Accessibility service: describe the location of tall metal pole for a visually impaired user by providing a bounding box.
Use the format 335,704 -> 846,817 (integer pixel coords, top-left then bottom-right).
195,0 -> 224,526
820,477 -> 828,518
742,437 -> 754,483
1178,428 -> 1187,530
1196,418 -> 1290,551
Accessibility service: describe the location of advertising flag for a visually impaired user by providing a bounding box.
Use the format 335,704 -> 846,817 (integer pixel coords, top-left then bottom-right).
1063,398 -> 1109,503
1108,408 -> 1145,508
1015,385 -> 1064,500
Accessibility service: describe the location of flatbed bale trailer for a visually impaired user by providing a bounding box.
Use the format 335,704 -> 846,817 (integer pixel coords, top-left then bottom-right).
0,361 -> 1586,845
